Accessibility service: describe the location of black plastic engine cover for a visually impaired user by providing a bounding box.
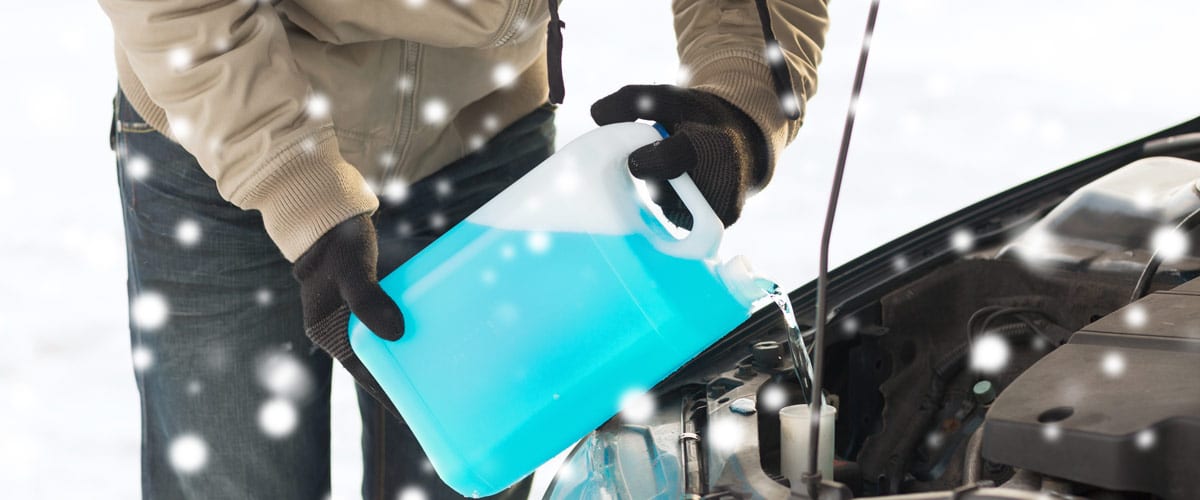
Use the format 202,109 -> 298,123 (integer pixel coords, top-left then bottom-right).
983,279 -> 1200,499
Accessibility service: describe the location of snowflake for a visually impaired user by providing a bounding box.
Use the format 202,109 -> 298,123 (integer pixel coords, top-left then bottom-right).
969,333 -> 1010,374
708,418 -> 745,452
429,212 -> 447,229
491,63 -> 517,87
526,231 -> 551,254
255,288 -> 273,306
131,291 -> 170,331
213,37 -> 231,52
168,433 -> 209,474
676,64 -> 693,86
619,389 -> 655,423
1041,423 -> 1062,443
259,398 -> 299,438
925,431 -> 944,449
480,269 -> 497,285
1123,304 -> 1148,328
126,155 -> 151,180
396,75 -> 414,92
170,117 -> 193,141
779,91 -> 799,117
842,317 -> 860,334
1101,351 -> 1126,378
382,178 -> 410,204
131,345 -> 155,372
403,0 -> 426,7
481,114 -> 499,132
499,244 -> 515,260
396,221 -> 414,237
1151,226 -> 1188,261
759,385 -> 787,410
422,98 -> 448,125
307,93 -> 330,119
167,47 -> 192,71
556,463 -> 576,482
378,152 -> 397,168
950,228 -> 974,253
434,178 -> 453,197
257,352 -> 313,400
891,255 -> 909,272
1135,429 -> 1157,450
186,380 -> 203,396
763,41 -> 784,65
636,94 -> 654,114
176,219 -> 202,247
420,459 -> 434,474
467,135 -> 485,151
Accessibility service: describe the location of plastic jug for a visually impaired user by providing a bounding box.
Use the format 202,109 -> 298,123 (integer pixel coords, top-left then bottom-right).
347,122 -> 767,497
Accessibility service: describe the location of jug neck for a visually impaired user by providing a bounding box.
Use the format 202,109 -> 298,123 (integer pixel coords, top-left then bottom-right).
718,255 -> 771,308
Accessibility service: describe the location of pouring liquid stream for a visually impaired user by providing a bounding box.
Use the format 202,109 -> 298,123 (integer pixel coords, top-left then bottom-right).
759,279 -> 823,405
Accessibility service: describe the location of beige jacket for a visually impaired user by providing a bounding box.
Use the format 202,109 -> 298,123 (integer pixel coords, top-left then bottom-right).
99,0 -> 828,261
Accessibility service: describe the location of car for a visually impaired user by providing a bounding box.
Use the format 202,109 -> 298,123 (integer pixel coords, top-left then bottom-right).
541,117 -> 1200,499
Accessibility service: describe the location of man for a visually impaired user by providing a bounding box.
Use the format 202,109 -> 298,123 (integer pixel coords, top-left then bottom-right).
100,0 -> 827,498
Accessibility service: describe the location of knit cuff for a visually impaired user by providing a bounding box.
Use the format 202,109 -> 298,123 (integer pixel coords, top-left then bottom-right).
689,48 -> 805,188
231,127 -> 379,262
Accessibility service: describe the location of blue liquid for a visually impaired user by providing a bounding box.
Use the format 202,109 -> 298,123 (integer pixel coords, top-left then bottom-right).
348,221 -> 752,496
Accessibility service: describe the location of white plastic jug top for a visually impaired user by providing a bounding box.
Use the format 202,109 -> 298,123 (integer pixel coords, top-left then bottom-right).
468,122 -> 720,258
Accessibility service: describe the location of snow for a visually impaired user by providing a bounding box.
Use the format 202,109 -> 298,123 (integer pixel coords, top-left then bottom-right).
1151,226 -> 1189,261
126,155 -> 151,180
4,1 -> 1200,499
167,48 -> 192,71
1135,429 -> 1157,451
970,333 -> 1011,374
175,219 -> 201,247
397,485 -> 429,500
168,434 -> 209,474
421,98 -> 448,125
382,178 -> 410,204
1100,351 -> 1126,378
525,231 -> 551,254
130,292 -> 170,331
307,93 -> 331,119
492,63 -> 518,88
618,389 -> 655,424
707,418 -> 745,452
759,385 -> 787,410
1123,304 -> 1149,328
950,228 -> 975,253
258,398 -> 300,439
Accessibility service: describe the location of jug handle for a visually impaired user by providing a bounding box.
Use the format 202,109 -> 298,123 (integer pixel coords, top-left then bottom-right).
642,123 -> 724,260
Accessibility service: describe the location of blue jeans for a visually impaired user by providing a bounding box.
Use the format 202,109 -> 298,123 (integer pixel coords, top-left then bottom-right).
111,90 -> 554,499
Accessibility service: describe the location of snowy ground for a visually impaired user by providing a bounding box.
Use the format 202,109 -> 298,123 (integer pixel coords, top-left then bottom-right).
1,1 -> 1198,499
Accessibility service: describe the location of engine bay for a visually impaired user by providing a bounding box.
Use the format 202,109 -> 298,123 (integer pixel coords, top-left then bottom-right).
542,127 -> 1200,499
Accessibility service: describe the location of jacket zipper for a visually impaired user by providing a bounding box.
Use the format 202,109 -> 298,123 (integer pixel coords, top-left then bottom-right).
492,0 -> 533,47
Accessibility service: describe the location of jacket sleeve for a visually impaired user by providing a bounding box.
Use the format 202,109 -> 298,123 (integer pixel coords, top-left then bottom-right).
99,0 -> 378,261
672,0 -> 829,186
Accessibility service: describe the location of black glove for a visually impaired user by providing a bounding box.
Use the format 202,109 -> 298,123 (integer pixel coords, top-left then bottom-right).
294,214 -> 405,341
294,214 -> 407,419
591,85 -> 770,229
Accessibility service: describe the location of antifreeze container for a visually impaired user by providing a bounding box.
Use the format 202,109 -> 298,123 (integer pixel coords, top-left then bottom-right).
348,122 -> 767,497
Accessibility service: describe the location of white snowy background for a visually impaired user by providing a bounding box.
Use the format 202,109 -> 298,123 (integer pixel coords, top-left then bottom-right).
1,1 -> 1199,499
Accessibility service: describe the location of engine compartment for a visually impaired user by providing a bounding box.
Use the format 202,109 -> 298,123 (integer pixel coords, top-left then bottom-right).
543,135 -> 1200,499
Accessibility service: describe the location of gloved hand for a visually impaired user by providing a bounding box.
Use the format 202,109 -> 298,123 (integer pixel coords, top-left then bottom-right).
293,214 -> 404,341
294,214 -> 406,420
591,84 -> 770,229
